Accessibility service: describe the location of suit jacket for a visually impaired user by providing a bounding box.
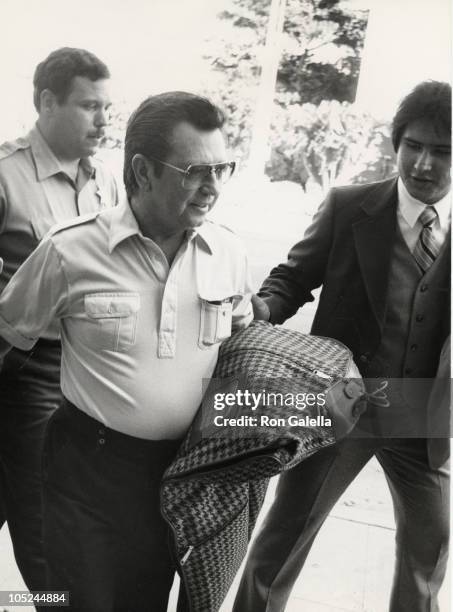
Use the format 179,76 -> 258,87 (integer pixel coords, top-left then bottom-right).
260,177 -> 451,466
426,336 -> 451,467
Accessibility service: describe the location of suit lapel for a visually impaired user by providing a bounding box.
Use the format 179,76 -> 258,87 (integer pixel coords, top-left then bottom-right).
352,179 -> 398,330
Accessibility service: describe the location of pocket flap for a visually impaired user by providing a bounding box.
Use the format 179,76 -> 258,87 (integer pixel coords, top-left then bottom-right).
198,290 -> 243,304
85,293 -> 140,318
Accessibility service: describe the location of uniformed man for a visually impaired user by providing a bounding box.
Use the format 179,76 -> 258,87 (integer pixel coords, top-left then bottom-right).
0,47 -> 117,591
0,91 -> 252,611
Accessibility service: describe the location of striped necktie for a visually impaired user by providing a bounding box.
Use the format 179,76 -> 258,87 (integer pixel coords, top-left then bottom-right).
412,206 -> 440,272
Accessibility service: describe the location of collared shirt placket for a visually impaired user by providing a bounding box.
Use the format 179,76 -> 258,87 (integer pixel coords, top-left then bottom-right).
159,275 -> 178,358
38,164 -> 98,227
135,234 -> 191,359
158,242 -> 191,359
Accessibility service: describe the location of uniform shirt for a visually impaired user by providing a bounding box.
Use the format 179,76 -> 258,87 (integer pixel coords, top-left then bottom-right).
0,124 -> 118,305
397,178 -> 451,252
0,201 -> 253,439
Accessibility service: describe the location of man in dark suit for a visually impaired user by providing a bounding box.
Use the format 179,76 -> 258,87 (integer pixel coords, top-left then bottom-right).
233,81 -> 451,612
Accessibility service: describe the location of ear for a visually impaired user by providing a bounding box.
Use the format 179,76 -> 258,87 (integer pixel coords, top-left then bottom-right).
39,89 -> 58,115
131,154 -> 155,191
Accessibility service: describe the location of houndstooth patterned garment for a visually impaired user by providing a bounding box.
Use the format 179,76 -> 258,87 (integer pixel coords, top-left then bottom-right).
161,321 -> 363,612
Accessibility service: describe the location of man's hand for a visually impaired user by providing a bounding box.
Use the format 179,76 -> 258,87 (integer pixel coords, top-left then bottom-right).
251,294 -> 270,321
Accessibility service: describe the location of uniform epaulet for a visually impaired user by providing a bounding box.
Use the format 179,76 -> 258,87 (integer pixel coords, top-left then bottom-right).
0,136 -> 29,161
204,219 -> 237,235
46,212 -> 100,238
217,222 -> 237,235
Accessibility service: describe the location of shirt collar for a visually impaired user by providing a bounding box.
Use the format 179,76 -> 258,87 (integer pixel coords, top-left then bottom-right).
28,124 -> 95,182
108,198 -> 141,252
188,222 -> 216,255
108,198 -> 216,255
397,177 -> 451,230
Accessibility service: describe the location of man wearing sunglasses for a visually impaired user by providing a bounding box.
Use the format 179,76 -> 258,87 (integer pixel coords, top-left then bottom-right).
0,91 -> 252,610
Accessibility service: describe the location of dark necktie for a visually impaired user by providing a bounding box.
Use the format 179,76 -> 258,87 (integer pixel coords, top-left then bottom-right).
412,206 -> 440,272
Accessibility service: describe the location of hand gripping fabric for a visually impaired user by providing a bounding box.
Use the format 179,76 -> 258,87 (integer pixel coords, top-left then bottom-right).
161,321 -> 367,612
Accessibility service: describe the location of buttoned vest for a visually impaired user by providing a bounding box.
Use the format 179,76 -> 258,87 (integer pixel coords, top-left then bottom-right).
369,226 -> 449,381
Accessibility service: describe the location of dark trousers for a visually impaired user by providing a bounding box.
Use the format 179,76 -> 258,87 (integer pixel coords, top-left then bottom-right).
0,340 -> 62,590
43,399 -> 183,612
233,437 -> 450,612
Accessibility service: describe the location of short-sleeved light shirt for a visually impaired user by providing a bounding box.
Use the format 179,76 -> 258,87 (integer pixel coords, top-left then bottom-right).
0,124 -> 118,292
0,201 -> 253,439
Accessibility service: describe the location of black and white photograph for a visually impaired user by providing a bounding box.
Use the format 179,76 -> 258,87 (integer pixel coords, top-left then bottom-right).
0,0 -> 451,611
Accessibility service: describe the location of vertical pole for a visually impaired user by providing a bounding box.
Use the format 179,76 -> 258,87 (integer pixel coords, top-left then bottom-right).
247,0 -> 287,177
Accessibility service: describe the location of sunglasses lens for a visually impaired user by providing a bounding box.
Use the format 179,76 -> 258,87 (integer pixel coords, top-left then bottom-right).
184,162 -> 235,188
185,165 -> 209,187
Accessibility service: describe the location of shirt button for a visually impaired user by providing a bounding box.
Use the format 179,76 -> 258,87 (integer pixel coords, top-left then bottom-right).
99,438 -> 106,445
410,344 -> 418,351
420,284 -> 428,292
416,314 -> 424,322
98,428 -> 105,435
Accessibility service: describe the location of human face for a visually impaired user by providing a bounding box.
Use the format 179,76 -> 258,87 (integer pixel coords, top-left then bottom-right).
144,121 -> 228,238
48,76 -> 111,160
397,117 -> 451,204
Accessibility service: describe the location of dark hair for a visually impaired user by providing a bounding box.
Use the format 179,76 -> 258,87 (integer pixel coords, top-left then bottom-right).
391,80 -> 451,151
33,47 -> 110,111
123,91 -> 226,198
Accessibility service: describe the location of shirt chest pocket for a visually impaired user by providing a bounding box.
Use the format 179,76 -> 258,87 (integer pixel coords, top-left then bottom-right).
198,292 -> 241,349
84,293 -> 140,352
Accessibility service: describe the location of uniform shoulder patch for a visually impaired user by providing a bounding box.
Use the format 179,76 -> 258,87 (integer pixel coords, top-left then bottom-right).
0,136 -> 30,161
46,212 -> 100,238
